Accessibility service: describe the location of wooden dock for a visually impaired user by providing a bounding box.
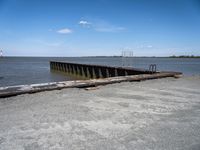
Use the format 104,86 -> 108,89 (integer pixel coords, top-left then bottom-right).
50,61 -> 155,79
0,72 -> 182,98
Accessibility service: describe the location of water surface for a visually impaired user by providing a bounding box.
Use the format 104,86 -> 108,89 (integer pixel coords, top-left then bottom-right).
0,57 -> 200,87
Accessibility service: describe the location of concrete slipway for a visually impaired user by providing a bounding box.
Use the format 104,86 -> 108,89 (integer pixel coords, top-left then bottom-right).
0,76 -> 200,150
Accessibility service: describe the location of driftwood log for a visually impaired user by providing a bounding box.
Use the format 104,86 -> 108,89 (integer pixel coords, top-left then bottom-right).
0,72 -> 182,98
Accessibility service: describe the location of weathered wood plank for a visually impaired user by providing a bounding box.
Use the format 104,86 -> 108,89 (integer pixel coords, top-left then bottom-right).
0,72 -> 182,98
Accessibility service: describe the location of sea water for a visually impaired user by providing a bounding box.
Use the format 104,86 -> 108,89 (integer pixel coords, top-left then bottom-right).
0,57 -> 200,87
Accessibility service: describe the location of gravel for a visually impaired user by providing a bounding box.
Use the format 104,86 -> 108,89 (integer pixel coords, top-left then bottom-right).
0,76 -> 200,150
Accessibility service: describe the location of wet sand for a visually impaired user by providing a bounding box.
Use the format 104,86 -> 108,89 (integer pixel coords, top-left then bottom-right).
0,76 -> 200,150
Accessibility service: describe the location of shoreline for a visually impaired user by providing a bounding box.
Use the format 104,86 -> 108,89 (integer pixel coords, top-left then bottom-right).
1,56 -> 200,58
0,74 -> 199,89
0,72 -> 181,98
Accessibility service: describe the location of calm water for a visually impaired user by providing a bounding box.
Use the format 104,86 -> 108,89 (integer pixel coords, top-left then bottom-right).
0,57 -> 200,87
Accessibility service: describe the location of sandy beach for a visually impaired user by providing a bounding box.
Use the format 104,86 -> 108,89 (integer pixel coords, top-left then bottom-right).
0,76 -> 200,150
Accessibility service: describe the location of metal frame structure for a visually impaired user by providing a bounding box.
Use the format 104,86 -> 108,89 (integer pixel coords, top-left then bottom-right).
121,50 -> 133,67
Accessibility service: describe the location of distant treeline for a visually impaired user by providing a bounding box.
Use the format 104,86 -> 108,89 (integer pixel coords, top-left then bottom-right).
170,55 -> 200,58
83,55 -> 200,58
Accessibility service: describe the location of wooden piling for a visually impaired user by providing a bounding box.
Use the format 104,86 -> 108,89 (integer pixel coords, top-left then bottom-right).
50,61 -> 155,79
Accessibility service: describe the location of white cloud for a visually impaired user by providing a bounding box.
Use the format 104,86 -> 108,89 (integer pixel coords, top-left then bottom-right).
57,28 -> 72,34
78,19 -> 125,32
79,20 -> 91,28
79,20 -> 91,25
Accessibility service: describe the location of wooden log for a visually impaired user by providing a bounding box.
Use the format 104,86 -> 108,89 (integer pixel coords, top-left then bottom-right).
0,72 -> 182,98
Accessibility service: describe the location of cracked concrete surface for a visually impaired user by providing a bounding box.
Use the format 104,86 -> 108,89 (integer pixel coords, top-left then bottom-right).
0,76 -> 200,150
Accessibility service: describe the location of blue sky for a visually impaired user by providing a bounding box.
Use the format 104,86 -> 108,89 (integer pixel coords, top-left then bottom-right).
0,0 -> 200,56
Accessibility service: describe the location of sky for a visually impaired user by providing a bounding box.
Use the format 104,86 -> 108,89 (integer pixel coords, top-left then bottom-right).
0,0 -> 200,56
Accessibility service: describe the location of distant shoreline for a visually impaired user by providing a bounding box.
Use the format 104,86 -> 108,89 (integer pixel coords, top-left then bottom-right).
83,55 -> 200,58
169,55 -> 200,58
1,55 -> 200,58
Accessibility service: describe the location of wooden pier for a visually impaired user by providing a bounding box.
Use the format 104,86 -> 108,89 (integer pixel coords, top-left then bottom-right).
50,61 -> 155,79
